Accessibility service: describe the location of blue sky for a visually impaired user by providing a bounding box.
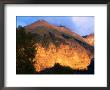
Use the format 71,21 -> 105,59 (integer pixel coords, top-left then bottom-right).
16,16 -> 94,36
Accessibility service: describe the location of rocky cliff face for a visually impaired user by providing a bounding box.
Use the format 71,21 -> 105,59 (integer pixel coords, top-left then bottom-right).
24,20 -> 94,72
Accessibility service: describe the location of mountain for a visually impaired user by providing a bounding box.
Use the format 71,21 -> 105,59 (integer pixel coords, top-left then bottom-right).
24,20 -> 94,73
83,34 -> 94,46
24,20 -> 88,44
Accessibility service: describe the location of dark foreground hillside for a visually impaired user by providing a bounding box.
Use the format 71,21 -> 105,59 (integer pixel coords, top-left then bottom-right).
17,59 -> 94,74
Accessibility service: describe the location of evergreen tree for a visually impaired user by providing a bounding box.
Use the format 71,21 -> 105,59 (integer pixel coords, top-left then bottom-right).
16,26 -> 36,74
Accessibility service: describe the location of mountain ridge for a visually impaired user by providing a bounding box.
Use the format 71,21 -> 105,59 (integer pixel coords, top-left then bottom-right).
24,20 -> 91,46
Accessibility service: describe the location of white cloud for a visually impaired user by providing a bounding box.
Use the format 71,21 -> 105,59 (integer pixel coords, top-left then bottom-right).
72,17 -> 94,36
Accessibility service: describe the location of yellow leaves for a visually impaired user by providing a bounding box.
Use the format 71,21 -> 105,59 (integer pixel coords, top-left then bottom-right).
33,43 -> 91,72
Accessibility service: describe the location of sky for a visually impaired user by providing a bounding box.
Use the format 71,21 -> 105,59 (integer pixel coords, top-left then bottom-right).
16,16 -> 94,36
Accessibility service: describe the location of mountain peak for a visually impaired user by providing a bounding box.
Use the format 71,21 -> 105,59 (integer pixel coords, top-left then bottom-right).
24,20 -> 49,30
84,33 -> 94,46
36,20 -> 48,24
30,19 -> 49,25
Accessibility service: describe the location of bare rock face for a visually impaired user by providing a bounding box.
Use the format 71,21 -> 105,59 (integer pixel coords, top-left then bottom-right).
25,20 -> 94,72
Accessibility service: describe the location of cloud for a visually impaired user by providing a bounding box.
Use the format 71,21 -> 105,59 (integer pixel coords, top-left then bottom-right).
72,17 -> 94,36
